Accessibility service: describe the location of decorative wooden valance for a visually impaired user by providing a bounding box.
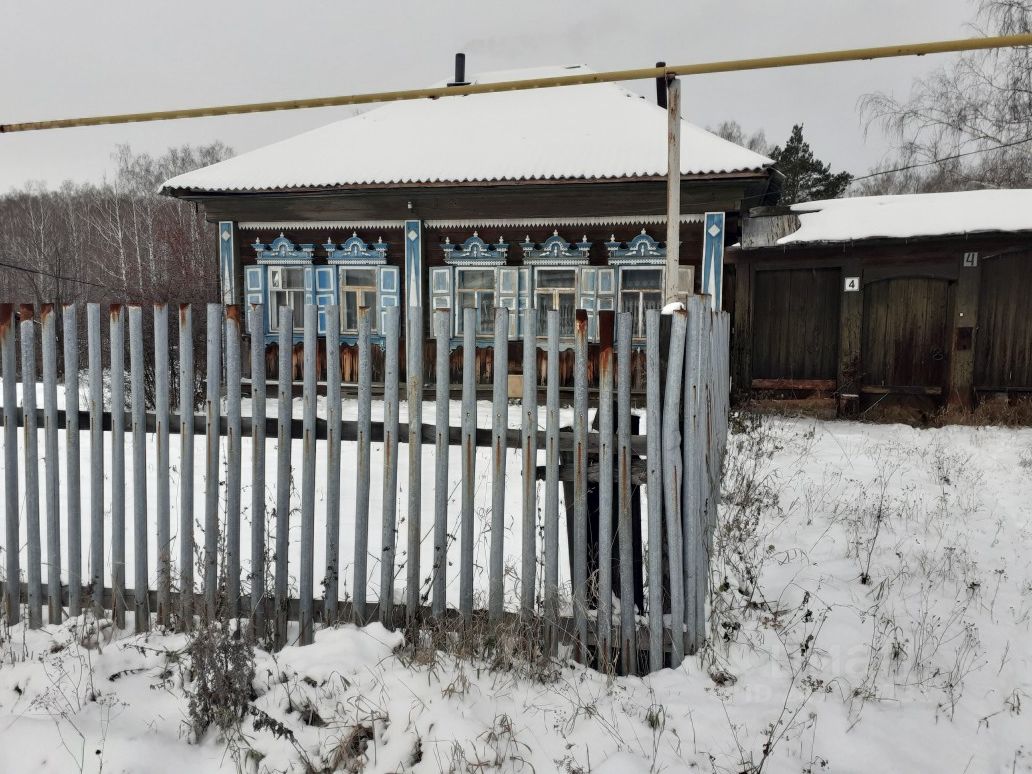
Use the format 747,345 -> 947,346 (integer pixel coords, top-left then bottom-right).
323,232 -> 388,265
520,230 -> 591,266
442,232 -> 509,266
252,233 -> 315,264
605,229 -> 665,265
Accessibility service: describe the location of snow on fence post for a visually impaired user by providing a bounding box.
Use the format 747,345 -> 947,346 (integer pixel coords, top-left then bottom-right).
1,305 -> 18,625
645,310 -> 663,670
178,304 -> 195,629
87,303 -> 104,618
660,308 -> 687,667
225,306 -> 243,622
543,309 -> 560,656
249,304 -> 267,631
616,311 -> 636,674
406,305 -> 424,627
431,308 -> 450,619
20,306 -> 42,629
42,305 -> 62,624
489,306 -> 508,625
110,305 -> 126,628
572,309 -> 589,662
203,303 -> 222,622
274,306 -> 292,647
459,307 -> 476,625
379,304 -> 401,629
353,306 -> 372,625
154,303 -> 171,627
298,303 -> 317,645
129,304 -> 150,632
597,310 -> 616,667
324,304 -> 342,625
520,308 -> 538,618
62,303 -> 82,618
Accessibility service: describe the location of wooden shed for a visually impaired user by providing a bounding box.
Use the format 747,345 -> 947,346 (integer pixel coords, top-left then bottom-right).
728,190 -> 1032,411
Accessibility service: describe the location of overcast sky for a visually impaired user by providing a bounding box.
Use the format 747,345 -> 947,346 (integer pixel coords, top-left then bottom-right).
0,0 -> 979,192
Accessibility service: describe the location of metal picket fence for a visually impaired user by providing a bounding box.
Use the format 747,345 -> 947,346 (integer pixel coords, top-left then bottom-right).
0,297 -> 729,675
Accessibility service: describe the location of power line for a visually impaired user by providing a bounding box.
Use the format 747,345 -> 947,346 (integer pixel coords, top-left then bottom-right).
0,258 -> 112,290
851,135 -> 1032,182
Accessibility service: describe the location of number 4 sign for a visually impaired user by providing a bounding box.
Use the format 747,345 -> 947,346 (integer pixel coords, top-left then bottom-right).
844,276 -> 860,292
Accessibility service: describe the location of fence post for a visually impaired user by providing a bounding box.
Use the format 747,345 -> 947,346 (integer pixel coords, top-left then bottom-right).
203,303 -> 222,621
299,303 -> 317,645
42,305 -> 62,624
660,308 -> 687,667
20,307 -> 43,628
154,303 -> 171,627
616,311 -> 636,674
572,309 -> 589,662
489,306 -> 508,624
129,305 -> 150,632
432,308 -> 450,619
380,305 -> 401,629
459,307 -> 476,624
683,296 -> 705,652
274,307 -> 292,647
597,310 -> 615,667
544,310 -> 560,656
225,306 -> 243,622
178,304 -> 195,629
249,304 -> 267,630
353,307 -> 372,624
110,305 -> 126,628
87,303 -> 104,618
645,310 -> 663,671
62,303 -> 82,618
0,304 -> 16,624
520,308 -> 538,618
324,305 -> 342,624
406,305 -> 424,627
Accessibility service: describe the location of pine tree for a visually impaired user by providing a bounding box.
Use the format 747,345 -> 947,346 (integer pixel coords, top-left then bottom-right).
769,124 -> 852,204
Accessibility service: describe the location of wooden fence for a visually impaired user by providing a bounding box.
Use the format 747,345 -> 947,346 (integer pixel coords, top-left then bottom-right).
0,298 -> 729,675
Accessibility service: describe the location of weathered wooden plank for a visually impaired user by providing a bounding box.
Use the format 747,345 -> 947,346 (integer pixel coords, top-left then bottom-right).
249,304 -> 267,631
353,307 -> 372,624
203,304 -> 222,621
299,304 -> 317,644
324,305 -> 342,624
520,308 -> 538,617
20,308 -> 42,628
432,309 -> 450,619
62,303 -> 83,618
41,305 -> 62,624
379,305 -> 400,629
110,305 -> 126,627
178,305 -> 195,628
490,307 -> 508,624
129,305 -> 150,631
459,308 -> 477,624
225,306 -> 243,621
154,304 -> 171,626
405,305 -> 424,627
274,307 -> 292,646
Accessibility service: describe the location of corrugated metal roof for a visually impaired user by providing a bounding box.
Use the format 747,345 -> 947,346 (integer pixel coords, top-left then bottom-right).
161,65 -> 772,194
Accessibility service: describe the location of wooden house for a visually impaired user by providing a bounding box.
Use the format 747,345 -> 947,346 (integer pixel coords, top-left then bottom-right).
161,61 -> 777,385
728,190 -> 1032,411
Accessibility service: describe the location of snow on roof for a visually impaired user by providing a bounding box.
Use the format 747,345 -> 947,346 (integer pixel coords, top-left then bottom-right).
778,189 -> 1032,245
161,65 -> 772,193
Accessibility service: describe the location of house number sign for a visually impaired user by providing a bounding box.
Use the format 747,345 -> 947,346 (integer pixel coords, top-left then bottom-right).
844,276 -> 860,292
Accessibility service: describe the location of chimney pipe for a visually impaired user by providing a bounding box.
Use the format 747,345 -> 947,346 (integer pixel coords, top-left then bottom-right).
449,53 -> 469,87
655,61 -> 667,109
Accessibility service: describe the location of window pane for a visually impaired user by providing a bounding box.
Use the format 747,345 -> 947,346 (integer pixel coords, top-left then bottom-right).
622,269 -> 662,290
284,268 -> 306,288
537,270 -> 576,289
621,292 -> 642,338
559,292 -> 576,336
342,269 -> 376,287
478,292 -> 495,334
459,270 -> 495,290
342,291 -> 358,331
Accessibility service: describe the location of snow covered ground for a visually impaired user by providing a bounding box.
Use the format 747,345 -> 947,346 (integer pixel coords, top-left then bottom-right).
1,412 -> 1031,772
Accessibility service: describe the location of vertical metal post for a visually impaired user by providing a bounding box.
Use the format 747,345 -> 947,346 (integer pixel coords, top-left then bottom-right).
110,305 -> 126,627
405,305 -> 423,626
62,303 -> 82,617
129,305 -> 149,632
225,306 -> 243,621
274,307 -> 292,646
42,306 -> 62,624
616,312 -> 636,674
597,310 -> 615,665
664,76 -> 682,303
489,306 -> 508,624
178,305 -> 195,628
249,304 -> 267,629
353,307 -> 372,624
0,304 -> 16,624
203,303 -> 222,621
20,308 -> 42,628
660,308 -> 687,667
298,303 -> 317,644
380,305 -> 400,628
324,305 -> 342,624
520,308 -> 538,616
544,310 -> 560,655
431,309 -> 450,619
572,309 -> 589,661
645,310 -> 664,671
459,307 -> 476,624
87,303 -> 104,617
154,303 -> 171,627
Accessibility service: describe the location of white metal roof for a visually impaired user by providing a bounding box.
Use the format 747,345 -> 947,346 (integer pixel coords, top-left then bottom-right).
161,65 -> 772,193
778,189 -> 1032,245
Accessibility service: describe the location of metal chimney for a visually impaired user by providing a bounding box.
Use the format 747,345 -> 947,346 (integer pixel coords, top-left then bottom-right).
448,53 -> 470,87
655,61 -> 667,109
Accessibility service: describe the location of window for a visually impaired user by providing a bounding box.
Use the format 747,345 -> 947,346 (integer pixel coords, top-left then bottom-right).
268,267 -> 306,332
534,268 -> 578,337
620,268 -> 663,339
338,267 -> 378,333
455,268 -> 497,337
